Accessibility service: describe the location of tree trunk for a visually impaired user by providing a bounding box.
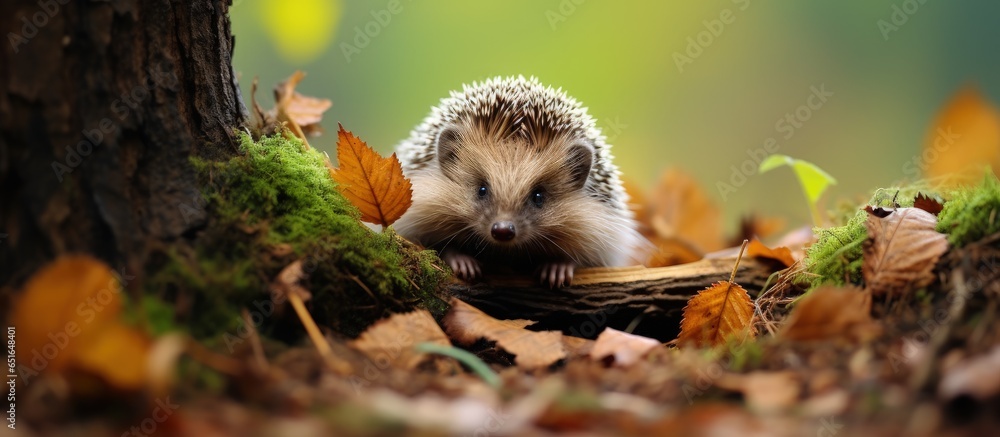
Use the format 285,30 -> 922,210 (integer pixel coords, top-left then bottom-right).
0,0 -> 244,291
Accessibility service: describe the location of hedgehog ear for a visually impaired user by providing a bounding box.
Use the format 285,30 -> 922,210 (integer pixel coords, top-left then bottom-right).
435,124 -> 463,179
566,141 -> 594,190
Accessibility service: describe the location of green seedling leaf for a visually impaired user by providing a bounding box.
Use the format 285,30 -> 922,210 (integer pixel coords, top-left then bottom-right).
759,154 -> 837,227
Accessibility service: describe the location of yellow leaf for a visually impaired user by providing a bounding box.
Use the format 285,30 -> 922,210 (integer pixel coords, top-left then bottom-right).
677,281 -> 755,348
924,86 -> 1000,185
330,124 -> 413,226
72,323 -> 150,389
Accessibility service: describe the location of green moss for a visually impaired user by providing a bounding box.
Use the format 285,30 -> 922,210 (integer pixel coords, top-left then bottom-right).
803,176 -> 999,288
147,132 -> 448,339
937,174 -> 1000,247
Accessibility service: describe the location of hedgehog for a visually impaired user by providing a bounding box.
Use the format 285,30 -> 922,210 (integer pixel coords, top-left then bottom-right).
394,76 -> 644,287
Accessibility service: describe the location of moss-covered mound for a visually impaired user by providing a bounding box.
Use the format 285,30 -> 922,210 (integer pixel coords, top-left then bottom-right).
146,133 -> 448,340
803,174 -> 1000,288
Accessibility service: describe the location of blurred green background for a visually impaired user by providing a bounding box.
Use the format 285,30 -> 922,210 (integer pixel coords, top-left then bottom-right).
231,0 -> 1000,230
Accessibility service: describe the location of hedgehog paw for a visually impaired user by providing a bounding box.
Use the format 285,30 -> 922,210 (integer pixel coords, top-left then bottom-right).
443,250 -> 481,281
540,262 -> 575,289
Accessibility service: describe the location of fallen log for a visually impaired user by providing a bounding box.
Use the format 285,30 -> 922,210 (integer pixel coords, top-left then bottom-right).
447,257 -> 775,342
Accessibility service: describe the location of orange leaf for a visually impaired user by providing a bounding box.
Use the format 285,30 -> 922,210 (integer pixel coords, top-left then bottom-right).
779,286 -> 880,343
677,281 -> 755,348
330,124 -> 413,226
746,239 -> 795,268
10,255 -> 152,390
923,86 -> 1000,185
862,207 -> 948,296
645,167 -> 724,267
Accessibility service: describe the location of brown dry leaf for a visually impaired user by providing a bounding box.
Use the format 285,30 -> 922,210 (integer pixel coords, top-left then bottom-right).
330,124 -> 413,226
923,86 -> 1000,186
677,281 -> 755,348
273,70 -> 333,139
938,344 -> 1000,400
351,311 -> 451,371
442,299 -> 565,369
10,255 -> 151,390
716,371 -> 801,413
746,239 -> 796,268
863,207 -> 949,296
589,328 -> 661,366
779,286 -> 880,343
913,193 -> 944,216
645,167 -> 725,267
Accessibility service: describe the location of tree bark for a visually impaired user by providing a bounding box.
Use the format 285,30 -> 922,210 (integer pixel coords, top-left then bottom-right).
0,1 -> 244,290
448,258 -> 774,342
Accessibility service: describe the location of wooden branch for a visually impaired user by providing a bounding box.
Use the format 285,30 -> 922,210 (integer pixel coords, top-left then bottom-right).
447,257 -> 775,340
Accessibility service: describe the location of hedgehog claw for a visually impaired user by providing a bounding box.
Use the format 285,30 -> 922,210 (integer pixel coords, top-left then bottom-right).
540,262 -> 575,288
443,251 -> 481,281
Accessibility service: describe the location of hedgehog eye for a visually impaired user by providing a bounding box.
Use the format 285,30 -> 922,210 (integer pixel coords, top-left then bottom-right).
477,184 -> 488,199
530,188 -> 545,208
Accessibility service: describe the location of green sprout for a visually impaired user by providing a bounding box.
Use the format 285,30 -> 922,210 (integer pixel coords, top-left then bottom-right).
759,154 -> 837,227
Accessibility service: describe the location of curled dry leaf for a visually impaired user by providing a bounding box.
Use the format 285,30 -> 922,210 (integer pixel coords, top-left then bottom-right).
442,299 -> 565,369
274,70 -> 333,139
863,207 -> 949,296
330,124 -> 413,226
677,281 -> 755,348
779,286 -> 880,343
746,239 -> 796,268
589,328 -> 661,367
351,310 -> 451,371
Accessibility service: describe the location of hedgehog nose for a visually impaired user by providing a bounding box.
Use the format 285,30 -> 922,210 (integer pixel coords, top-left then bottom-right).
491,222 -> 516,241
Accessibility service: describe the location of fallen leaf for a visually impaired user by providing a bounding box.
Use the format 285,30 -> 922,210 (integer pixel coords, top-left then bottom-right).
10,255 -> 152,390
746,239 -> 796,268
677,281 -> 755,348
645,167 -> 725,267
351,311 -> 451,371
716,371 -> 800,413
913,193 -> 944,216
923,86 -> 1000,186
938,344 -> 1000,400
442,299 -> 565,369
589,328 -> 661,366
862,207 -> 949,296
330,124 -> 413,226
274,71 -> 333,139
779,286 -> 880,343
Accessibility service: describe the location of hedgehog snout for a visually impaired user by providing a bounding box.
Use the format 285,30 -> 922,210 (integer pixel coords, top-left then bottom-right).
490,221 -> 516,242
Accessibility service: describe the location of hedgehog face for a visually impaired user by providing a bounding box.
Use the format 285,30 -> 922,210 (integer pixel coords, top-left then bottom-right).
436,123 -> 594,253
